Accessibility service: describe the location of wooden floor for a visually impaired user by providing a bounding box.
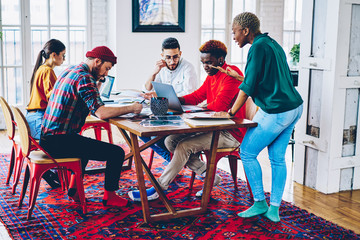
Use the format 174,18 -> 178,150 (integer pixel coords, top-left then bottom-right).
0,128 -> 359,238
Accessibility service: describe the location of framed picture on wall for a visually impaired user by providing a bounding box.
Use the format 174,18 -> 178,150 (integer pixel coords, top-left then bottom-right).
132,0 -> 185,32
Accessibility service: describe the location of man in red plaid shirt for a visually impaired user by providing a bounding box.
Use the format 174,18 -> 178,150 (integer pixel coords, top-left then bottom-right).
40,46 -> 142,207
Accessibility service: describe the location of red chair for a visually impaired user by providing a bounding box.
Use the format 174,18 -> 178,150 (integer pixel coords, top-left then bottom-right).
0,97 -> 20,187
80,115 -> 113,144
12,106 -> 86,220
189,147 -> 252,199
80,115 -> 113,174
189,98 -> 258,197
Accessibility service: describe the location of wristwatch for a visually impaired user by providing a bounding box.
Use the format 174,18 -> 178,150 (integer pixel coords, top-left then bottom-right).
99,78 -> 106,83
228,108 -> 235,117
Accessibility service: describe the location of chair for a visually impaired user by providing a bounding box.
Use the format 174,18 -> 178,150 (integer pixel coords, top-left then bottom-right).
11,106 -> 86,219
0,97 -> 20,188
189,98 -> 258,196
80,115 -> 113,144
80,115 -> 113,174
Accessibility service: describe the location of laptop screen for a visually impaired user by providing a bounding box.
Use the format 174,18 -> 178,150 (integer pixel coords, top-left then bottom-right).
100,76 -> 115,99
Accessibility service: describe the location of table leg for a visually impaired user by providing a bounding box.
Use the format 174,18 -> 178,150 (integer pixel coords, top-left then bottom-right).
130,133 -> 151,222
129,133 -> 177,221
201,131 -> 220,209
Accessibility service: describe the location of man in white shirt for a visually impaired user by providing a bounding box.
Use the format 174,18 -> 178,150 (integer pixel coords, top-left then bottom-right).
144,37 -> 198,97
142,37 -> 198,162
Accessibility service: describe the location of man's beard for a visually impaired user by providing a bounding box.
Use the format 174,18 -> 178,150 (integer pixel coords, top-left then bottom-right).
167,62 -> 178,70
91,64 -> 103,80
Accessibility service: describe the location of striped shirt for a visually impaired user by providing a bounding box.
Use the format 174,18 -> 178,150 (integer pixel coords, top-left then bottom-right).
41,62 -> 104,136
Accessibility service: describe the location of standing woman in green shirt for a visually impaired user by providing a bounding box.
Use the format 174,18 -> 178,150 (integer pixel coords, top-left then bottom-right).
217,12 -> 303,222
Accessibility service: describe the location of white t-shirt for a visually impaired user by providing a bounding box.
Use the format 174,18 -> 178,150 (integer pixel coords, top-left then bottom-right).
153,58 -> 198,97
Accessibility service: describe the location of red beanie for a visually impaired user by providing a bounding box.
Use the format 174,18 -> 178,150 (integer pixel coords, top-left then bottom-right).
86,46 -> 117,65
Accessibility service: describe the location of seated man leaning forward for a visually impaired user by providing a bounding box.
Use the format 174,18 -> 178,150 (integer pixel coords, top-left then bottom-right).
40,46 -> 142,207
142,37 -> 199,163
129,40 -> 247,201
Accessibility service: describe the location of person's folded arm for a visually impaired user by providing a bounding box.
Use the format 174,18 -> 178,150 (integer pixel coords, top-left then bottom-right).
95,103 -> 142,120
78,76 -> 142,120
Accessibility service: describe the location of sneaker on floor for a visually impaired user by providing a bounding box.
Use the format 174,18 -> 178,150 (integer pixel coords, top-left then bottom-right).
128,187 -> 159,201
196,174 -> 222,197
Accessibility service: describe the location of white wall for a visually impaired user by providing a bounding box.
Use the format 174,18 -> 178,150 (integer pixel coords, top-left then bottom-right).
108,0 -> 201,91
258,0 -> 284,44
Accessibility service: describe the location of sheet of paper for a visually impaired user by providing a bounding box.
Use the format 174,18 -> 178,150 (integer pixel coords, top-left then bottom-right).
187,112 -> 232,120
184,118 -> 235,128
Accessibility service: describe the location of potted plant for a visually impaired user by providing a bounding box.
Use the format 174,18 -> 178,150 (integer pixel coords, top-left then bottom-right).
289,43 -> 300,86
289,43 -> 300,65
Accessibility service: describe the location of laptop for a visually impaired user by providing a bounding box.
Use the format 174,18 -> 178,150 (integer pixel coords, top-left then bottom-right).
100,76 -> 115,103
151,82 -> 205,113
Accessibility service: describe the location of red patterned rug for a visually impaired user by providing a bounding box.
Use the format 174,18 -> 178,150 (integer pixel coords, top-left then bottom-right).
0,146 -> 359,240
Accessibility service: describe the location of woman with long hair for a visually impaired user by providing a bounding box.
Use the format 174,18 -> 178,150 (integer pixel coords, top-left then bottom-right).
26,39 -> 66,189
26,39 -> 66,139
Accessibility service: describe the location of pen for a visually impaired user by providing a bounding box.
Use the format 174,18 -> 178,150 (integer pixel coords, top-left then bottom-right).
140,99 -> 146,104
167,111 -> 174,115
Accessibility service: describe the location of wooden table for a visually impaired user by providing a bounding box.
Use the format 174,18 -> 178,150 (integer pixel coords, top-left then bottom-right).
109,115 -> 257,223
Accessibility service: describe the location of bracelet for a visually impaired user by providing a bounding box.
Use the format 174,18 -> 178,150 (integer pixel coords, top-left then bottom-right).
228,109 -> 235,117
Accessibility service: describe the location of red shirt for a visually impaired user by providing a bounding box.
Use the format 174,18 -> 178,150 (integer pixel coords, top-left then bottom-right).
183,62 -> 246,143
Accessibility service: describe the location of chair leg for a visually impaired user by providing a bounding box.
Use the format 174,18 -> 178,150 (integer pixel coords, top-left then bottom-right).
105,124 -> 113,144
94,127 -> 102,141
6,146 -> 15,185
148,149 -> 155,169
18,163 -> 30,207
228,156 -> 238,190
12,149 -> 24,194
72,164 -> 87,214
27,164 -> 44,220
189,171 -> 196,190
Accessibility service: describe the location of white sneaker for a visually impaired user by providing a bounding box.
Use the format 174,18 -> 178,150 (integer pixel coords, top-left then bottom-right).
128,187 -> 159,201
196,174 -> 222,197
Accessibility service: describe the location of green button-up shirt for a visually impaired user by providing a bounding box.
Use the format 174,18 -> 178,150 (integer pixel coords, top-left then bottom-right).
239,33 -> 303,114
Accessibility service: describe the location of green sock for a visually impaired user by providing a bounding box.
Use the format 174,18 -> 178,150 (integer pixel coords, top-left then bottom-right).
263,205 -> 280,222
237,200 -> 269,218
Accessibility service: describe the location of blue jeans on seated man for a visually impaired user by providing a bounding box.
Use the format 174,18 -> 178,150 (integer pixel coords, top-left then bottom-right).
139,136 -> 171,162
26,109 -> 61,189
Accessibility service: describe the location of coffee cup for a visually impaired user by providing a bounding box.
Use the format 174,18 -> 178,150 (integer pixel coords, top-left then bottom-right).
150,97 -> 168,115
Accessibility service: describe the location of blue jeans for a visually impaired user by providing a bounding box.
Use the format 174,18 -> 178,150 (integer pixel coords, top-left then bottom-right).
240,104 -> 303,206
140,137 -> 171,162
26,110 -> 45,140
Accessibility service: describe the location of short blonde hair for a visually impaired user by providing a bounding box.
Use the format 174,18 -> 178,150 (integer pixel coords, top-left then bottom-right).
233,12 -> 260,34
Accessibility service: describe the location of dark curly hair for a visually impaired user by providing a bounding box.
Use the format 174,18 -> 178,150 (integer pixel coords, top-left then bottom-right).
162,37 -> 180,50
199,40 -> 227,58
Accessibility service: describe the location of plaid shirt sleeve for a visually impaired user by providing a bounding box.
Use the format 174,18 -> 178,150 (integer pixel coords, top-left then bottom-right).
77,75 -> 104,115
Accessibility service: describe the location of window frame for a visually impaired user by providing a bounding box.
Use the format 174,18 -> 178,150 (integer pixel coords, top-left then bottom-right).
282,0 -> 302,67
200,0 -> 258,80
0,0 -> 91,107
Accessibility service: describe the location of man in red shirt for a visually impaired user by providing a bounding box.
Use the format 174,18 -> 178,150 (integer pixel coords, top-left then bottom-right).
129,40 -> 247,201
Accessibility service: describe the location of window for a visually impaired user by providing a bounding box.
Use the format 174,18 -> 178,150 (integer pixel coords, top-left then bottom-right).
283,0 -> 302,67
0,0 -> 89,106
200,0 -> 257,80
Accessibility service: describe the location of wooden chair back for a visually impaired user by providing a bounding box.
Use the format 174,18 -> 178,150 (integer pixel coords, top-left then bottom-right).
0,97 -> 16,140
11,107 -> 31,158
